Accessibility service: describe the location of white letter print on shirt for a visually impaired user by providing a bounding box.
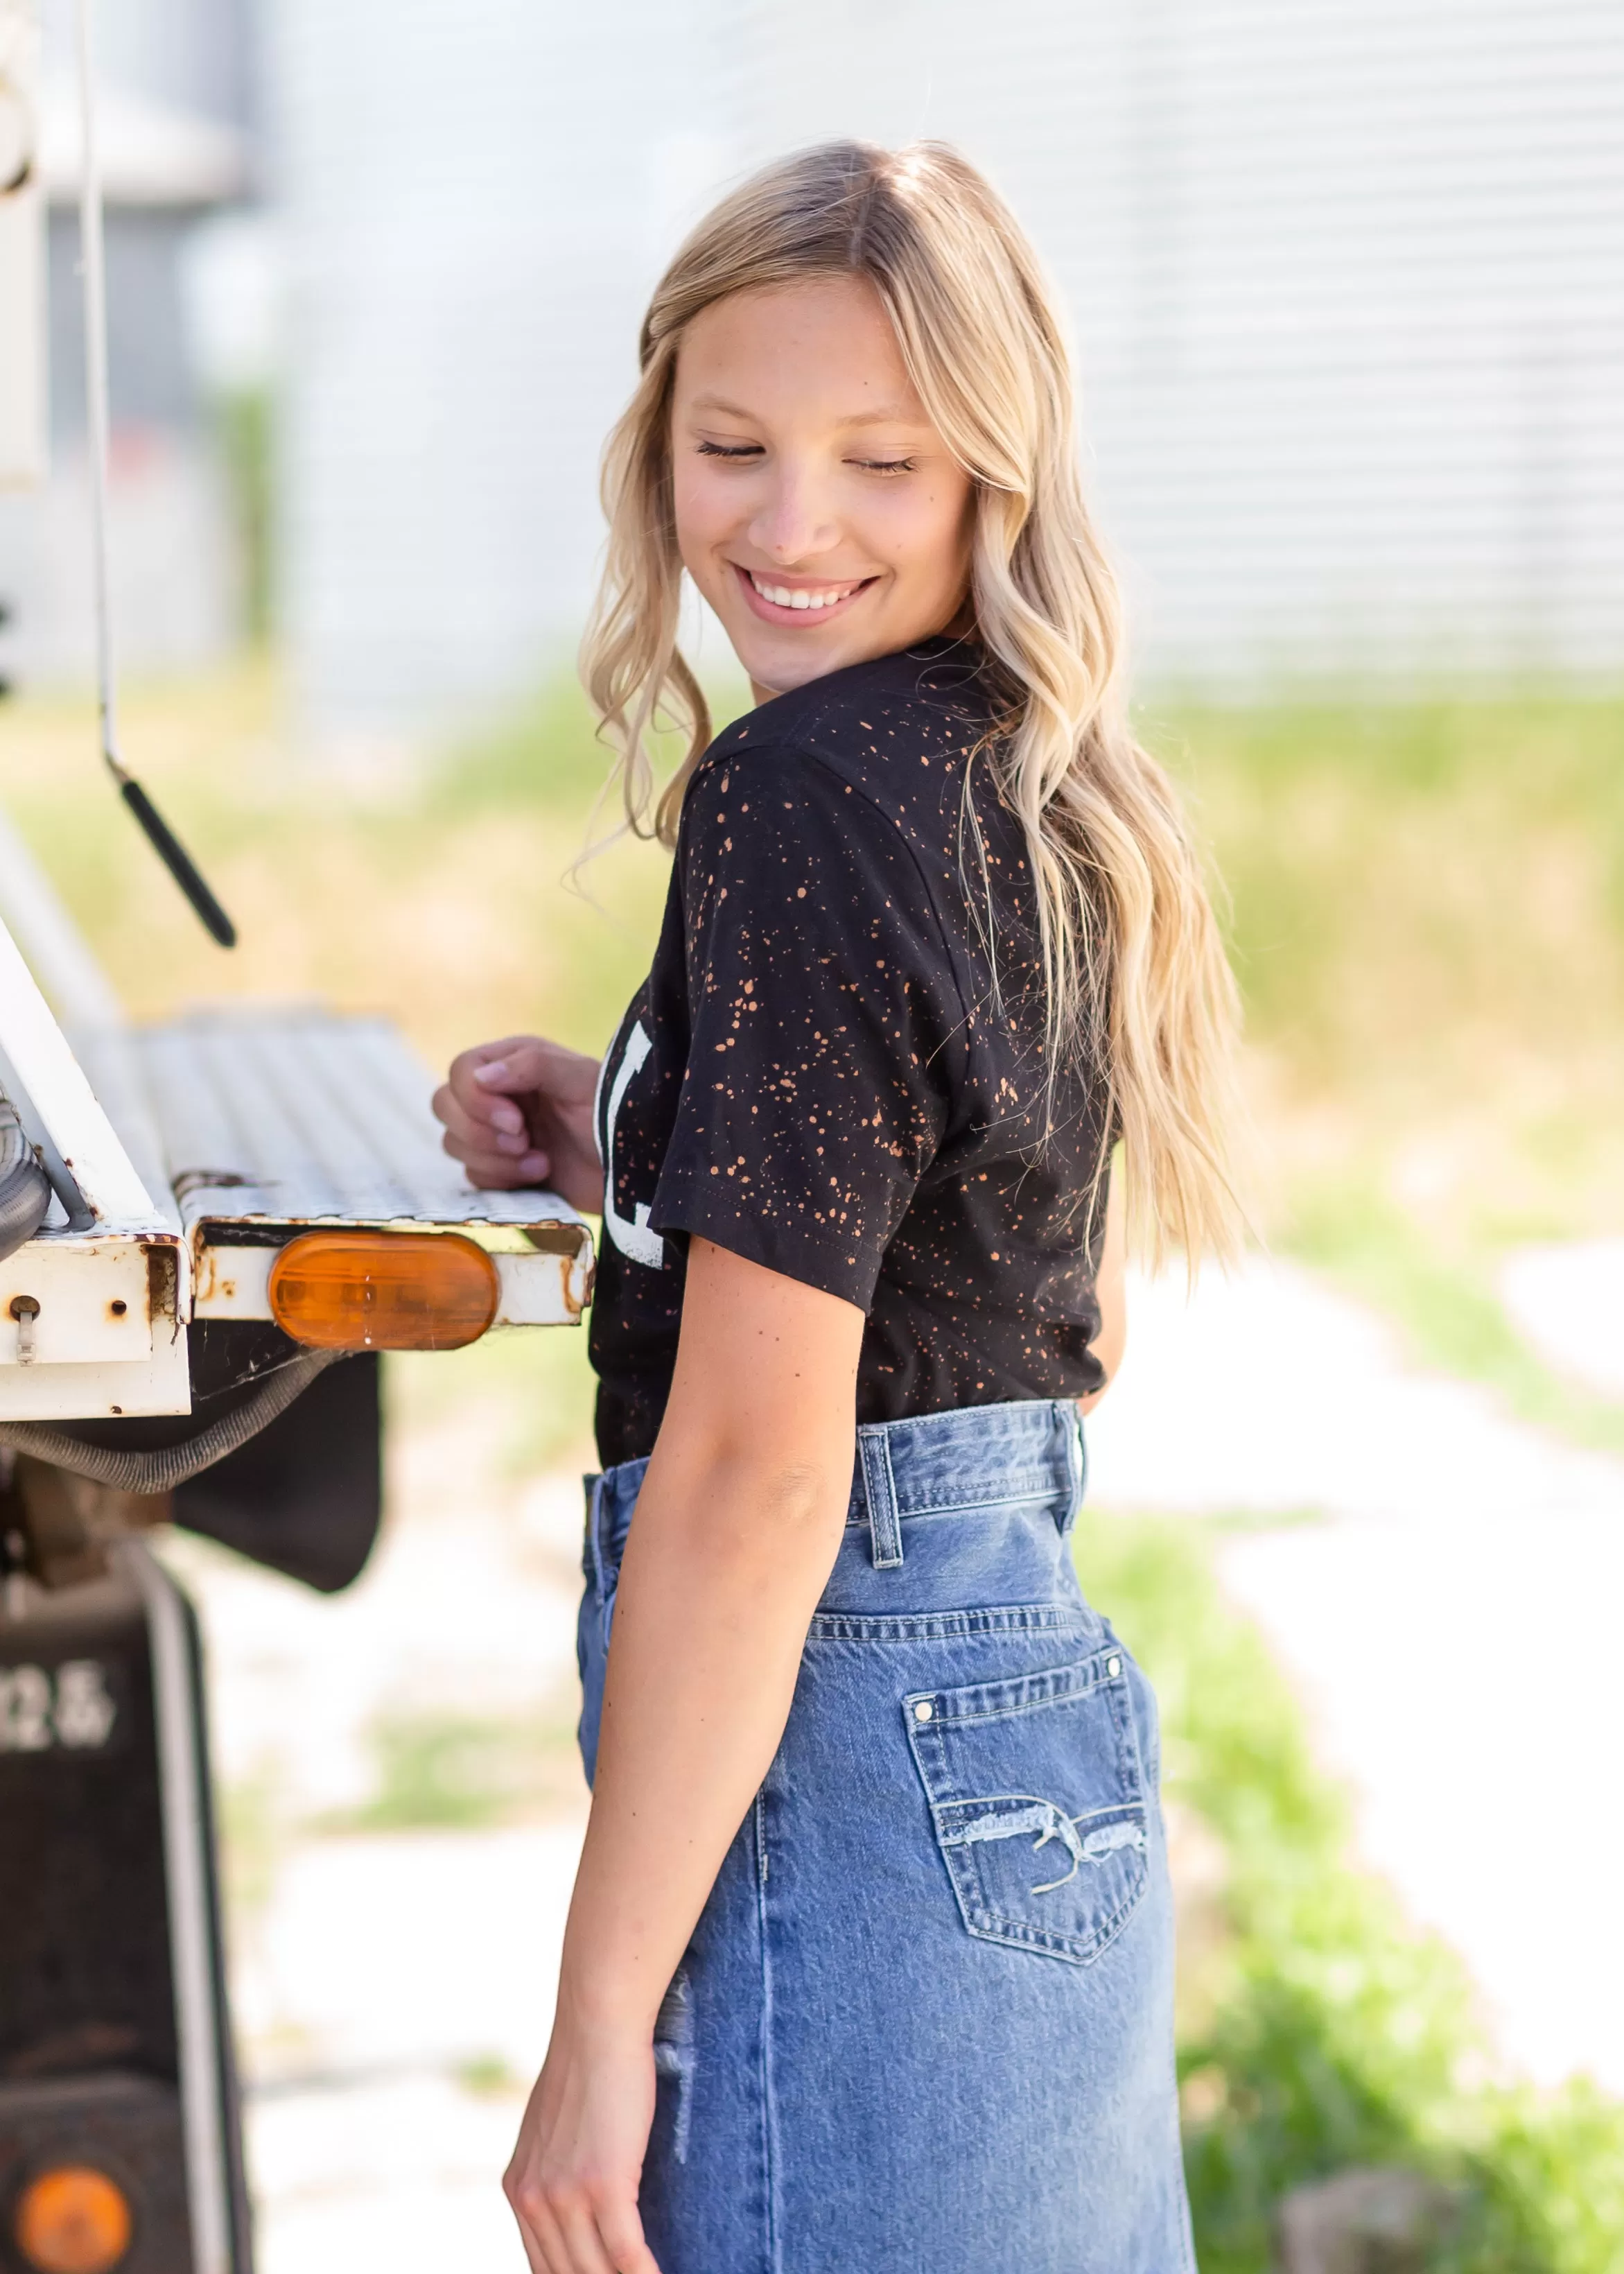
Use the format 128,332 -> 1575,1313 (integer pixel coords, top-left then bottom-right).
598,1020 -> 665,1269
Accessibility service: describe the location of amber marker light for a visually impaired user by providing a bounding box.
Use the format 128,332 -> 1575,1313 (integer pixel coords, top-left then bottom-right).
268,1230 -> 500,1351
14,2165 -> 133,2274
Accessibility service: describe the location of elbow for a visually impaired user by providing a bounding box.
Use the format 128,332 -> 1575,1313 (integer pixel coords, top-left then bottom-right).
757,1458 -> 838,1532
647,1433 -> 852,1564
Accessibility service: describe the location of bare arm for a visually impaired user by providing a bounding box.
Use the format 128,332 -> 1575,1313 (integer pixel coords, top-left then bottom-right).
504,1238 -> 864,2274
1078,1168 -> 1128,1417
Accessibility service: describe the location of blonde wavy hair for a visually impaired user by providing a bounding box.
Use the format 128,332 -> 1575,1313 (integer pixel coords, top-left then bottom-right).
582,139 -> 1244,1268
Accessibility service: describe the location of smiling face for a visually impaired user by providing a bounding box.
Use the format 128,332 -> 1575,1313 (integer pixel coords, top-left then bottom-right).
670,274 -> 977,700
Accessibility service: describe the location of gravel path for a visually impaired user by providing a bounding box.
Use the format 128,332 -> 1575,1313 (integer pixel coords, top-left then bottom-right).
1090,1256 -> 1624,2095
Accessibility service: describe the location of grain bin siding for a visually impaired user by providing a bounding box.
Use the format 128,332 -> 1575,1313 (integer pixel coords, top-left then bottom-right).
726,0 -> 1624,686
0,0 -> 46,487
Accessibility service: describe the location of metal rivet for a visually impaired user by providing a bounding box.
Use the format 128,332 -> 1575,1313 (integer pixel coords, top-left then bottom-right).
1106,1656 -> 1121,1678
913,1699 -> 934,1723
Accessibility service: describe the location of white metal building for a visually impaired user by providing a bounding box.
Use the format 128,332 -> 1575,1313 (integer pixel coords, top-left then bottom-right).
276,0 -> 1624,731
269,0 -> 726,738
0,0 -> 251,688
724,0 -> 1624,689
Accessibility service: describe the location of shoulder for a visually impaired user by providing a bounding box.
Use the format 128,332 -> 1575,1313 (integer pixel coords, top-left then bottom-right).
690,639 -> 997,846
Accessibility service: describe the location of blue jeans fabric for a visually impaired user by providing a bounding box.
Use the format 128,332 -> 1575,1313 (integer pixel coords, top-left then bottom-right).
578,1398 -> 1194,2274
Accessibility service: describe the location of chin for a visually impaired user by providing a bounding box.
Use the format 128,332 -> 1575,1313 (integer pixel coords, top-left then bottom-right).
728,621 -> 887,699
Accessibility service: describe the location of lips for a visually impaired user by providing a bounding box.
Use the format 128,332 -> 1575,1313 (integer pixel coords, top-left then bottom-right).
732,563 -> 875,625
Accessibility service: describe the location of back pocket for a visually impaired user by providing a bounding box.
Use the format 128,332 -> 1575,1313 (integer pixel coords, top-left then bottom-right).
905,1645 -> 1149,1966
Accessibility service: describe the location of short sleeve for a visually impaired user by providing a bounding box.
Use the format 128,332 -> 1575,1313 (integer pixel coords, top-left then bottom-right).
649,746 -> 965,1309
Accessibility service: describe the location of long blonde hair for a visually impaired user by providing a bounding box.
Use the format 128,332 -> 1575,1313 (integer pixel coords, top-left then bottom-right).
582,139 -> 1244,1268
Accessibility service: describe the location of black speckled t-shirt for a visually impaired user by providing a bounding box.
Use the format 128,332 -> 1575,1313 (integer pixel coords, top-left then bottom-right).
588,639 -> 1115,1468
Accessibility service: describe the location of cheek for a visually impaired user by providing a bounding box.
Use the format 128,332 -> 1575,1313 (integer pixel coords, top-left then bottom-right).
866,481 -> 975,589
671,467 -> 738,576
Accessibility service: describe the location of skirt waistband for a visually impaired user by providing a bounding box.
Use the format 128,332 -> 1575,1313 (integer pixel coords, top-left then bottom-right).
591,1397 -> 1085,1581
847,1398 -> 1084,1570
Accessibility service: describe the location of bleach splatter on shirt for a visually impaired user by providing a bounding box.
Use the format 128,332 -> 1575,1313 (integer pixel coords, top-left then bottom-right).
589,638 -> 1115,1469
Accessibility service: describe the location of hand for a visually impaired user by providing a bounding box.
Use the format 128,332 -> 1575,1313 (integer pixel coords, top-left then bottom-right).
433,1035 -> 604,1213
504,2017 -> 662,2274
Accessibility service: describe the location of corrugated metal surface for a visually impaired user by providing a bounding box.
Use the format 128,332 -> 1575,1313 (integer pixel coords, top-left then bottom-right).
278,0 -> 1623,717
724,0 -> 1624,685
272,0 -> 728,736
127,1005 -> 589,1249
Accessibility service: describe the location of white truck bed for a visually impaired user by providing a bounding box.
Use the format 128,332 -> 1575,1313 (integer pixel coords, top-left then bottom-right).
0,906 -> 591,1423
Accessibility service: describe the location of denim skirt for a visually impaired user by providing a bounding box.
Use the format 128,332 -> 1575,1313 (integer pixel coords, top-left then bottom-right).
577,1398 -> 1194,2274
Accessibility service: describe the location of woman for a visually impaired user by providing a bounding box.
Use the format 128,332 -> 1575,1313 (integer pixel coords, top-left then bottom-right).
434,140 -> 1241,2274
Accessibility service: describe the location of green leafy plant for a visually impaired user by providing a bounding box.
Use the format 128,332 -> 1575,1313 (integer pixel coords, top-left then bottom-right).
1077,1506 -> 1624,2273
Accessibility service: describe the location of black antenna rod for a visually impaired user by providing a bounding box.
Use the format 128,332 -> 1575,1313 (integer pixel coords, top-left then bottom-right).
73,0 -> 236,949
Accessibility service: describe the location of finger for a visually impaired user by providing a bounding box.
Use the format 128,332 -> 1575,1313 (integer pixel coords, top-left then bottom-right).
597,2196 -> 661,2274
512,2209 -> 555,2274
553,2189 -> 620,2274
521,2189 -> 577,2274
433,1086 -> 504,1147
506,2173 -> 567,2274
440,1066 -> 530,1140
441,1128 -> 550,1186
465,1156 -> 551,1190
437,1093 -> 536,1158
466,1041 -> 555,1098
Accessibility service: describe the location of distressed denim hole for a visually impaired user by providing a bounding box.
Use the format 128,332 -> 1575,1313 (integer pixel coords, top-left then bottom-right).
906,1647 -> 1150,1966
653,1966 -> 695,2165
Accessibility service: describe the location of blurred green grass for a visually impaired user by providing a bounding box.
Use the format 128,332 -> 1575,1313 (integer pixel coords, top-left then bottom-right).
321,1698 -> 584,1833
1153,689 -> 1624,1307
1085,1503 -> 1624,2274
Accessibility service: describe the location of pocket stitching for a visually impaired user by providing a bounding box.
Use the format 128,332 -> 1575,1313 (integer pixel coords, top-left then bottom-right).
907,1650 -> 1151,1968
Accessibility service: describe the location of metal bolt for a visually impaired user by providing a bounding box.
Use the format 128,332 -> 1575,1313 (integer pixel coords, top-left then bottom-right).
913,1699 -> 934,1723
1106,1656 -> 1121,1678
8,1294 -> 40,1366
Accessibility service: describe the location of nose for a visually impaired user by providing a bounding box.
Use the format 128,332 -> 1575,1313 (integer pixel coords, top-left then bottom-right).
748,458 -> 841,567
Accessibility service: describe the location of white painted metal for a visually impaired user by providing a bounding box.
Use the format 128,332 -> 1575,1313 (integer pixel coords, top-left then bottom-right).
0,1328 -> 190,1419
0,912 -> 157,1226
491,1246 -> 590,1328
0,0 -> 44,489
0,892 -> 191,1416
0,1237 -> 151,1364
35,74 -> 245,206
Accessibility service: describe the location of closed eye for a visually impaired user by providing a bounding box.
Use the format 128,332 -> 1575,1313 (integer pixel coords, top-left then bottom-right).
851,456 -> 918,476
696,440 -> 762,460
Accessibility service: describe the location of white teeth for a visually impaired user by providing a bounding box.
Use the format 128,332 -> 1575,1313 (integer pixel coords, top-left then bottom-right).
750,572 -> 851,613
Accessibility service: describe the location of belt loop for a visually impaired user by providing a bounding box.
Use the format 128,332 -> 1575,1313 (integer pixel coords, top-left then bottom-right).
857,1425 -> 904,1569
1058,1403 -> 1084,1537
584,1472 -> 610,1599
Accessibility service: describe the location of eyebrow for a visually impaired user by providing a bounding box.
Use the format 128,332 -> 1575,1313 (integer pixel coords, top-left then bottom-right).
686,393 -> 927,430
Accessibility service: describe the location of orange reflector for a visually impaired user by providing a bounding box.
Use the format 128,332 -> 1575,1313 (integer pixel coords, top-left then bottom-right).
15,2166 -> 132,2274
268,1231 -> 500,1351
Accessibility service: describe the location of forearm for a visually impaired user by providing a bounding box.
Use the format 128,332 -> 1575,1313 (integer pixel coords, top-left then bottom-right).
557,1435 -> 850,2033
